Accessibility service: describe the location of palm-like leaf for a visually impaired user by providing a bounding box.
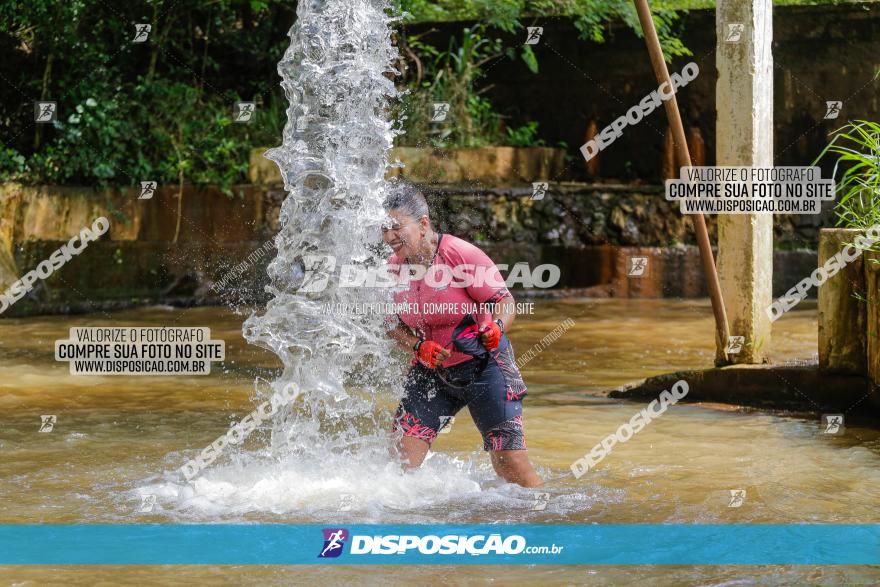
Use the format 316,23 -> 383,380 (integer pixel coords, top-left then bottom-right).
813,120 -> 880,228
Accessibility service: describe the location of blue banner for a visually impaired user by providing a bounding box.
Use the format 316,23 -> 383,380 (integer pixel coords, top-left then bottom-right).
1,524 -> 878,565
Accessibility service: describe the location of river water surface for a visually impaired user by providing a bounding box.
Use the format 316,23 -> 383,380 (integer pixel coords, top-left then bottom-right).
2,299 -> 880,585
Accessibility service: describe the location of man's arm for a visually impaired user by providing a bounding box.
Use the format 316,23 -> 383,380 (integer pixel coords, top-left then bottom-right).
491,293 -> 516,332
387,322 -> 421,352
386,320 -> 451,366
478,293 -> 515,350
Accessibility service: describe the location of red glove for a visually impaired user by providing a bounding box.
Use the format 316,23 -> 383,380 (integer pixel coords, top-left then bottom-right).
415,340 -> 444,369
479,320 -> 502,350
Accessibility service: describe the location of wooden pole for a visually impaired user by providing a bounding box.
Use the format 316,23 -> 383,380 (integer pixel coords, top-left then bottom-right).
632,0 -> 732,364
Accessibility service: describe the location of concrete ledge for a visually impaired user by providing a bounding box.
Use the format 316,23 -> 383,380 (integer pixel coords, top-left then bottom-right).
0,182 -> 831,314
605,363 -> 878,414
250,146 -> 567,186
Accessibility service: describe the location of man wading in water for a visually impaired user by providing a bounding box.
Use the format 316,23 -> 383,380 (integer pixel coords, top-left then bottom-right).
381,183 -> 542,488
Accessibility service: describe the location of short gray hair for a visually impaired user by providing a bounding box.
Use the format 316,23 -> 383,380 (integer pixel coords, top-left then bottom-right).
383,181 -> 430,221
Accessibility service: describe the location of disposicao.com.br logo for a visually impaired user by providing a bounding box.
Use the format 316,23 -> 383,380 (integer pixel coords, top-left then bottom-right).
318,528 -> 349,558
318,528 -> 563,558
297,256 -> 561,293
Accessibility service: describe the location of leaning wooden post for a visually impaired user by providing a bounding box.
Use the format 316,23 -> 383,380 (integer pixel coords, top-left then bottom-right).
632,0 -> 732,364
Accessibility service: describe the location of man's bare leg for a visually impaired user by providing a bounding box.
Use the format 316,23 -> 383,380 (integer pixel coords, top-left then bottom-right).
397,435 -> 430,470
490,450 -> 543,487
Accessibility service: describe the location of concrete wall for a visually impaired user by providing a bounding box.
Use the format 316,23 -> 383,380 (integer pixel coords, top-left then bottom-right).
433,183 -> 817,297
415,3 -> 880,192
0,182 -> 819,315
0,183 -> 283,314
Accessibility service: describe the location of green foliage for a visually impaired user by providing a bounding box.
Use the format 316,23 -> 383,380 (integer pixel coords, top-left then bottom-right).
464,95 -> 502,147
520,45 -> 539,74
140,81 -> 251,195
0,147 -> 27,179
0,0 -> 292,189
395,0 -> 693,61
506,121 -> 545,147
396,24 -> 548,148
30,97 -> 129,184
393,0 -> 697,148
394,0 -> 844,62
813,120 -> 880,229
396,0 -> 843,23
0,0 -> 709,185
396,24 -> 508,147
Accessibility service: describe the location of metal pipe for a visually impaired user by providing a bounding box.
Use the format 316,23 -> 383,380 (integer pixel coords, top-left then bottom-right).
632,0 -> 731,364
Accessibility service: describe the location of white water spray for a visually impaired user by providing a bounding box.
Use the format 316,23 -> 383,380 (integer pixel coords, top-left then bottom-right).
148,0 -> 494,518
242,0 -> 400,452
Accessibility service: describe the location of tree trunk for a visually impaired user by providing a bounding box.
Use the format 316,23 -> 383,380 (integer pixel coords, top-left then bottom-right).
173,168 -> 184,244
198,9 -> 213,99
172,132 -> 185,244
662,126 -> 675,180
33,53 -> 54,150
583,120 -> 600,177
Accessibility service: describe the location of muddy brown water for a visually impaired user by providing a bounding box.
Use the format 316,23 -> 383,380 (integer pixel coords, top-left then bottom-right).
2,299 -> 879,585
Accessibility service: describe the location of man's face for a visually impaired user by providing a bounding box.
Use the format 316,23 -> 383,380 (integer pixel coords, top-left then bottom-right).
381,209 -> 424,258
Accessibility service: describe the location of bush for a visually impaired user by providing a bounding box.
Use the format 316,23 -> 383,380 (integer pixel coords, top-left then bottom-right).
0,0 -> 692,186
395,24 -> 548,148
814,120 -> 880,229
0,0 -> 293,189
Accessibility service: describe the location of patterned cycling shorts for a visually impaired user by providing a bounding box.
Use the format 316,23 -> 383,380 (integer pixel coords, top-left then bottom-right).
391,336 -> 528,451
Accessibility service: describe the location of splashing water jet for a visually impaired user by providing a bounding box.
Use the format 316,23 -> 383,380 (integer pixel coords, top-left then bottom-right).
153,0 -> 490,518
244,0 -> 401,452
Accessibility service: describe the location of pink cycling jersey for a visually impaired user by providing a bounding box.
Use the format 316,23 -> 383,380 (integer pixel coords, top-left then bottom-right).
386,234 -> 512,367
